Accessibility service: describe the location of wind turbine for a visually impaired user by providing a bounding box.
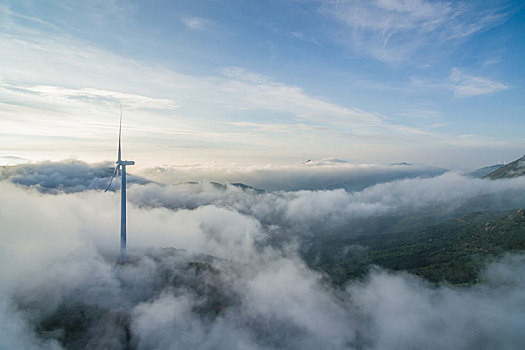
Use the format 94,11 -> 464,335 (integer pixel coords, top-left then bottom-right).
105,105 -> 134,264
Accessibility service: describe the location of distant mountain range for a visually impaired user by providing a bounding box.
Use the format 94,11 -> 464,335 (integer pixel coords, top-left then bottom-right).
468,164 -> 504,178
483,155 -> 525,180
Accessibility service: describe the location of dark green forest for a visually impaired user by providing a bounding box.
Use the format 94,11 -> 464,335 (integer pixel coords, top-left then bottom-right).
304,208 -> 525,285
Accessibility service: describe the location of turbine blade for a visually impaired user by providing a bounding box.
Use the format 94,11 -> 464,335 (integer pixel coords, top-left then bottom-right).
104,166 -> 118,192
118,103 -> 122,162
116,164 -> 120,192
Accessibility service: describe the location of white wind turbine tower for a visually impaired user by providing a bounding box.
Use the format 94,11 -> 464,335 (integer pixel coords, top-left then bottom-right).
105,105 -> 134,264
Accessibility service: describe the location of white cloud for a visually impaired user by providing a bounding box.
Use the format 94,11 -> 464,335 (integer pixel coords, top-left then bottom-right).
218,66 -> 383,125
1,174 -> 525,349
398,107 -> 442,119
6,160 -> 525,238
291,31 -> 304,39
181,16 -> 211,31
227,121 -> 331,134
448,68 -> 508,97
0,155 -> 28,166
136,160 -> 447,191
6,84 -> 179,110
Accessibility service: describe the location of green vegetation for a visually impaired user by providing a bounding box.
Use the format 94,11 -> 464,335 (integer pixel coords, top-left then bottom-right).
304,209 -> 525,285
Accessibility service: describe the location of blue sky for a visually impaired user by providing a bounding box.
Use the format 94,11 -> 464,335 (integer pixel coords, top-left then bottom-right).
1,0 -> 524,169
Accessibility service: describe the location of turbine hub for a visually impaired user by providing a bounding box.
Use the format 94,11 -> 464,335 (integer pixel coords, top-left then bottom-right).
119,160 -> 135,166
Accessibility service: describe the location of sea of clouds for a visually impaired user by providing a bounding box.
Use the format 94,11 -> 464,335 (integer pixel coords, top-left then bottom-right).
137,158 -> 447,192
1,160 -> 525,349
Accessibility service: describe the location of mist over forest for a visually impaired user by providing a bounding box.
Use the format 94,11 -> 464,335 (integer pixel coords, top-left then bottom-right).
1,160 -> 525,350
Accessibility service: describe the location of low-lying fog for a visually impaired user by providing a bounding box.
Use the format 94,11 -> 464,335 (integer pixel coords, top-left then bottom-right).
1,161 -> 525,349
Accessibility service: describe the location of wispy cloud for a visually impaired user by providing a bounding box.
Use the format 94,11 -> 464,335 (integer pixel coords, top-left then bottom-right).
291,31 -> 304,39
218,67 -> 384,126
0,28 -> 410,163
229,121 -> 316,133
448,68 -> 508,97
181,16 -> 211,31
398,108 -> 442,119
6,85 -> 179,110
0,26 -> 426,143
0,6 -> 58,30
319,0 -> 511,63
0,8 -> 517,166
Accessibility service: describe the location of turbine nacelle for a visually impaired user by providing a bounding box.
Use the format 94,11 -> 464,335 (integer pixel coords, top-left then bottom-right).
118,160 -> 135,166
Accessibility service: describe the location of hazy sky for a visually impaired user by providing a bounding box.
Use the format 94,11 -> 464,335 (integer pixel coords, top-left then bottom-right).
1,0 -> 524,168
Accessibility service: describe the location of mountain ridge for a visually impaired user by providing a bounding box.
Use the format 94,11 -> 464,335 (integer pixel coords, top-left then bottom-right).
484,155 -> 525,180
468,164 -> 503,178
